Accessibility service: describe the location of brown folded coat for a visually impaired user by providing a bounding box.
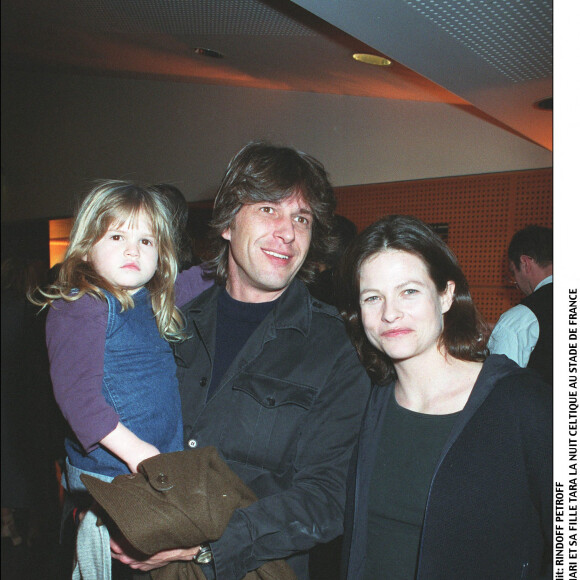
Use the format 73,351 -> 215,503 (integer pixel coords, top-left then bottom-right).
81,447 -> 297,580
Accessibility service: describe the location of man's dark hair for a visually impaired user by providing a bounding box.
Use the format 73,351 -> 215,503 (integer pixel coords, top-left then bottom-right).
508,225 -> 553,269
205,141 -> 337,285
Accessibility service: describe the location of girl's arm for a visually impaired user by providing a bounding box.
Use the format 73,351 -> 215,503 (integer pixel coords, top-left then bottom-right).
47,296 -> 161,475
175,265 -> 213,308
100,423 -> 160,473
46,295 -> 119,451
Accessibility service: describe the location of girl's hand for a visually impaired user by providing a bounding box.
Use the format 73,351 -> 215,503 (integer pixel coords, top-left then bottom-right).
99,422 -> 160,473
127,440 -> 160,473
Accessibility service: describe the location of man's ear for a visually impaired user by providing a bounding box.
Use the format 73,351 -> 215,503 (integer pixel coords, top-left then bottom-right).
222,227 -> 231,241
519,255 -> 535,272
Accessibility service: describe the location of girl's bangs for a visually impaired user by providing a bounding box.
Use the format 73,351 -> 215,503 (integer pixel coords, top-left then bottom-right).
104,200 -> 157,234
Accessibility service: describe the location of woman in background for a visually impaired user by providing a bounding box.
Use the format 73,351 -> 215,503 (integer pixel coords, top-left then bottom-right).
338,215 -> 551,579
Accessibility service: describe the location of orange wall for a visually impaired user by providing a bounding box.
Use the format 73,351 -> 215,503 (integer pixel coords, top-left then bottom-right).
334,168 -> 553,326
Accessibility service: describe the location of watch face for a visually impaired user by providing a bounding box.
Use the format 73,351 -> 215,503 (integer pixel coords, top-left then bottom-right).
196,547 -> 213,564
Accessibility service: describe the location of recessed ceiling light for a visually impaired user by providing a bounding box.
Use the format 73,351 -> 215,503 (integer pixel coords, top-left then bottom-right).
193,47 -> 224,58
353,53 -> 392,67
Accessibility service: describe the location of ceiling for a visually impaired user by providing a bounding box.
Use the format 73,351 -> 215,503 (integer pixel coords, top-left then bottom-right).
1,0 -> 553,150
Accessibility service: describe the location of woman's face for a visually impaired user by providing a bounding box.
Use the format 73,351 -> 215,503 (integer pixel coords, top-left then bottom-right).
358,249 -> 454,365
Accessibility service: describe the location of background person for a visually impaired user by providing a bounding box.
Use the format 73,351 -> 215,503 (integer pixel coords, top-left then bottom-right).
1,257 -> 64,578
307,214 -> 357,307
111,142 -> 371,579
306,213 -> 357,579
338,215 -> 552,579
488,225 -> 553,384
154,183 -> 201,271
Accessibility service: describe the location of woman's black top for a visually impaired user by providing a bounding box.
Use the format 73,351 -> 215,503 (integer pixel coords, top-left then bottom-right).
363,392 -> 458,579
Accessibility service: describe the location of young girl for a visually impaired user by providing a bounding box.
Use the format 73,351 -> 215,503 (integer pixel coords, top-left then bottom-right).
35,180 -> 212,578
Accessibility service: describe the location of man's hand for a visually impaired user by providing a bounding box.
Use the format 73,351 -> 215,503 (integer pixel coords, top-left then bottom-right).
110,536 -> 201,571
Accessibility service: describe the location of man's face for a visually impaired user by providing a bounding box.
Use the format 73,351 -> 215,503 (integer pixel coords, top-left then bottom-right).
222,193 -> 313,302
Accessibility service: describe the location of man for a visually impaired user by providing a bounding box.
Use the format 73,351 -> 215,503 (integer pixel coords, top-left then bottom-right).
488,225 -> 553,384
112,142 -> 371,579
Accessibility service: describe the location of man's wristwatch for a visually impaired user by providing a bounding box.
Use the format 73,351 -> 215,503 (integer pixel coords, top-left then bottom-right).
194,543 -> 213,565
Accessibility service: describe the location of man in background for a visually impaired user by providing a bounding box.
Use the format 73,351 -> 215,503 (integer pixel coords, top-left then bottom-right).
488,225 -> 553,384
307,214 -> 357,307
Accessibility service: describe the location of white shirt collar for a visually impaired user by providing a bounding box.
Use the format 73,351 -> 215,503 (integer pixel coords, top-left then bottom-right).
534,275 -> 553,292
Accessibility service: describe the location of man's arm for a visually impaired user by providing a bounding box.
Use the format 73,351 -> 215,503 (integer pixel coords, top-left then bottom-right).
175,264 -> 213,308
488,304 -> 539,367
209,343 -> 370,579
112,340 -> 370,578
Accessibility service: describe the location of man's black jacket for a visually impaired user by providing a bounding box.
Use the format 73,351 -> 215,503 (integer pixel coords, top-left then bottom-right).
174,280 -> 371,580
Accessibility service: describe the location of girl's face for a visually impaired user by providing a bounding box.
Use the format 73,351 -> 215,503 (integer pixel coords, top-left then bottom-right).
87,210 -> 158,294
358,249 -> 454,365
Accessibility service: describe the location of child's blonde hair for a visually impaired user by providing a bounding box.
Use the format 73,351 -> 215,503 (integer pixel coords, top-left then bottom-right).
34,180 -> 186,342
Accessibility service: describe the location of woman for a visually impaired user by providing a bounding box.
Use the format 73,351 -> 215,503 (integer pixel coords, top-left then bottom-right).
338,215 -> 552,579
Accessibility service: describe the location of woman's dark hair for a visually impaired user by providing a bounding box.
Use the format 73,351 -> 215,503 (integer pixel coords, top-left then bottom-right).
205,141 -> 337,285
337,215 -> 489,385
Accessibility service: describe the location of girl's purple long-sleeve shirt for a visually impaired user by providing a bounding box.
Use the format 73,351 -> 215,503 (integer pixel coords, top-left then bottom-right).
46,265 -> 213,452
